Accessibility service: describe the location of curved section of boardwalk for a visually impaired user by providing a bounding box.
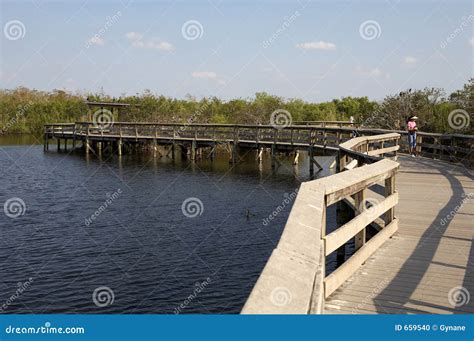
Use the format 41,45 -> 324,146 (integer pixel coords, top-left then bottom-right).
325,156 -> 473,314
44,123 -> 473,314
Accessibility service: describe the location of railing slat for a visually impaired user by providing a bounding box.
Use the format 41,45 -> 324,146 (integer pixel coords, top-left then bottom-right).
321,159 -> 399,206
324,218 -> 399,297
324,193 -> 399,255
367,145 -> 399,156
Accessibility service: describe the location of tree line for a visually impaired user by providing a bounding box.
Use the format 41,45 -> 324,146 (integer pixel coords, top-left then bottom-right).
0,78 -> 472,136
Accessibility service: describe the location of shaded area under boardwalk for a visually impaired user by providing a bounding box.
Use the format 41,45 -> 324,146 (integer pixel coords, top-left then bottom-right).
325,155 -> 473,314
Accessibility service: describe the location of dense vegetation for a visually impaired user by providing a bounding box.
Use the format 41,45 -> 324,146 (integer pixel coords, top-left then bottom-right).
0,79 -> 472,136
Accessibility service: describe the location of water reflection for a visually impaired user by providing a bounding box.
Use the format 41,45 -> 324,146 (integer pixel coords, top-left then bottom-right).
0,134 -> 339,314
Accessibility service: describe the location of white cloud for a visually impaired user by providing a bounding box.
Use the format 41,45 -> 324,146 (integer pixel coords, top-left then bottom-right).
470,37 -> 474,46
355,66 -> 390,79
404,56 -> 417,65
191,71 -> 225,85
295,41 -> 336,50
156,41 -> 174,51
126,32 -> 143,41
125,32 -> 174,51
192,71 -> 218,79
88,36 -> 105,46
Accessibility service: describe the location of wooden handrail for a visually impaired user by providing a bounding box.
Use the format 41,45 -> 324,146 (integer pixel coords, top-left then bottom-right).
44,122 -> 472,167
242,133 -> 400,314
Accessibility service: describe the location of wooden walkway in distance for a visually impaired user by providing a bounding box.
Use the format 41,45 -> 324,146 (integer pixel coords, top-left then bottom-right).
324,155 -> 473,314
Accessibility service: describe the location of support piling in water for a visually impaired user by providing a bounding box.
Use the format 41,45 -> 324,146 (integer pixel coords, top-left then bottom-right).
85,139 -> 90,154
153,139 -> 158,158
257,147 -> 263,162
191,140 -> 196,160
293,151 -> 299,165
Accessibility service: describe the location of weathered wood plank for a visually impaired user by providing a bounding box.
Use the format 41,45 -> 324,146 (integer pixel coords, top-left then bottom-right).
321,159 -> 399,206
324,193 -> 399,255
241,248 -> 317,314
324,218 -> 399,297
326,155 -> 473,314
367,145 -> 399,156
242,184 -> 326,314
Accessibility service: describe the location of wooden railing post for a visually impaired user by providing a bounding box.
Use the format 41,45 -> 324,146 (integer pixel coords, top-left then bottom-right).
384,174 -> 396,225
312,198 -> 327,313
337,150 -> 346,173
85,123 -> 90,154
232,126 -> 238,163
354,189 -> 366,250
43,126 -> 49,151
416,134 -> 422,156
394,137 -> 399,161
353,140 -> 368,250
72,123 -> 76,149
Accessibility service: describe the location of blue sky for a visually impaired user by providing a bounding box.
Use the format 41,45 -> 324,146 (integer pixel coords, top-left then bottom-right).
1,0 -> 472,102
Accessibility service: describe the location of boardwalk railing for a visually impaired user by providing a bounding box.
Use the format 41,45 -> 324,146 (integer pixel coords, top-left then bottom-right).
241,133 -> 400,314
292,120 -> 360,128
44,122 -> 359,150
338,132 -> 400,170
44,122 -> 472,167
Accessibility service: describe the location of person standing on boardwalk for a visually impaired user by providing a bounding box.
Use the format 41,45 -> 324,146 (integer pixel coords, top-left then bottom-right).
407,115 -> 418,157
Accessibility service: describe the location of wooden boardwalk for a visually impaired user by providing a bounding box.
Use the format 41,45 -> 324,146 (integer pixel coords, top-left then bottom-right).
44,122 -> 473,314
324,155 -> 473,314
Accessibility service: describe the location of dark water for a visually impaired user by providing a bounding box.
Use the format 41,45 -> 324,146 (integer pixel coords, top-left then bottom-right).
0,135 -> 338,314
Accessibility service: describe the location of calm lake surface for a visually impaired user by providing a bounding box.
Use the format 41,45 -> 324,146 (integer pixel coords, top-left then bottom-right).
0,135 -> 341,314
